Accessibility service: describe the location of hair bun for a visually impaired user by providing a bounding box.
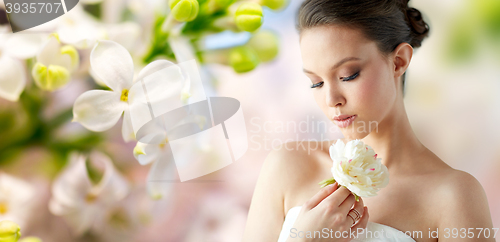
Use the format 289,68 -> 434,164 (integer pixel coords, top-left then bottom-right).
404,5 -> 429,48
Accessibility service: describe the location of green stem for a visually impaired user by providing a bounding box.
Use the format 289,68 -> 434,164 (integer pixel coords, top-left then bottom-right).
318,177 -> 360,201
161,14 -> 176,33
318,177 -> 337,188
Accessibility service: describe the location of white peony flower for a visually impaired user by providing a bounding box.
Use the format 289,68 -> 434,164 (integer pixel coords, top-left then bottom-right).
319,139 -> 389,200
49,152 -> 129,235
72,40 -> 183,142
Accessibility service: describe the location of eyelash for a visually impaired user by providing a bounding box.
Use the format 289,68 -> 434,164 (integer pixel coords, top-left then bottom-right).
310,71 -> 360,88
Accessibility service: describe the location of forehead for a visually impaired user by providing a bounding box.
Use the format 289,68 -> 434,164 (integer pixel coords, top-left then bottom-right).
299,25 -> 379,71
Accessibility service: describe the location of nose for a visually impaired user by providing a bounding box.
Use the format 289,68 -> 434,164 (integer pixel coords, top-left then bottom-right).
326,86 -> 345,108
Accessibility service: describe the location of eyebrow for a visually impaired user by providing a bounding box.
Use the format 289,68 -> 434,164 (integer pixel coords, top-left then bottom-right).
303,57 -> 361,74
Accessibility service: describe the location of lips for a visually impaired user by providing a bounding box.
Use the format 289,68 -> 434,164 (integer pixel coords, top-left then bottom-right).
332,114 -> 357,128
333,114 -> 355,121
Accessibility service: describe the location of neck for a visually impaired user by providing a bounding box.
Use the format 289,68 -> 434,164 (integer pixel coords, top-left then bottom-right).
361,98 -> 425,170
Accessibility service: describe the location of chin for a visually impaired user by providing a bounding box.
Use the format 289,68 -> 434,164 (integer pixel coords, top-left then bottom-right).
340,130 -> 370,140
336,118 -> 374,140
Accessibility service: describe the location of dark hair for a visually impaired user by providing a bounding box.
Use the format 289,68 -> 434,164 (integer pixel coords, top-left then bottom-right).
297,0 -> 430,95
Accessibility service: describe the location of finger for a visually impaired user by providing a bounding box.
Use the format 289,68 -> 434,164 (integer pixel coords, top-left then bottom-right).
303,182 -> 339,210
351,206 -> 369,237
318,185 -> 352,208
350,197 -> 365,221
355,197 -> 365,210
339,193 -> 356,214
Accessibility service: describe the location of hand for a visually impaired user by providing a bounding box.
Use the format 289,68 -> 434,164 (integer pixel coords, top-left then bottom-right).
286,182 -> 369,242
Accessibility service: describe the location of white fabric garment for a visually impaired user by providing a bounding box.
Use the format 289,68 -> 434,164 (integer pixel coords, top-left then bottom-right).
277,206 -> 416,242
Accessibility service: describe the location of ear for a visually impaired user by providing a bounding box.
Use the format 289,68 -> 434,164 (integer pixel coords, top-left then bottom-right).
391,42 -> 413,81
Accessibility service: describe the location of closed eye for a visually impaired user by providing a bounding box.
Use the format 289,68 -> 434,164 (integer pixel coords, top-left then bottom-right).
310,82 -> 324,88
310,71 -> 359,88
341,71 -> 360,82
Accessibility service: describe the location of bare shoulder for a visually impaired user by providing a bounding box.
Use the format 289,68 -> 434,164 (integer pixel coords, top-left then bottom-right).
242,140 -> 333,241
265,140 -> 334,186
433,168 -> 494,238
264,140 -> 335,210
435,168 -> 485,196
419,152 -> 489,212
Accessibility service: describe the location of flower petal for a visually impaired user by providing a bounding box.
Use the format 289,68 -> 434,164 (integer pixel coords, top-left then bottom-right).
0,56 -> 26,101
58,23 -> 103,49
0,173 -> 36,229
4,34 -> 44,59
136,60 -> 176,82
50,153 -> 92,214
36,35 -> 61,66
133,142 -> 162,165
73,90 -> 126,132
146,145 -> 176,200
88,152 -> 129,204
107,22 -> 140,51
90,40 -> 134,91
122,109 -> 135,142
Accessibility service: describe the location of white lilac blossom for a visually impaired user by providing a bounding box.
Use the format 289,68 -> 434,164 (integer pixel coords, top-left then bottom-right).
0,173 -> 37,229
56,5 -> 140,51
133,114 -> 207,199
31,34 -> 80,91
56,6 -> 107,49
319,139 -> 390,200
0,26 -> 44,101
49,152 -> 129,235
72,40 -> 182,142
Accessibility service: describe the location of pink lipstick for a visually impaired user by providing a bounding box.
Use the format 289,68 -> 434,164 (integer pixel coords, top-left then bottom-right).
333,115 -> 357,128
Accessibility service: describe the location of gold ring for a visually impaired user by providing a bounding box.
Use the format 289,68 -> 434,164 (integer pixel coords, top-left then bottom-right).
351,209 -> 361,220
347,213 -> 356,225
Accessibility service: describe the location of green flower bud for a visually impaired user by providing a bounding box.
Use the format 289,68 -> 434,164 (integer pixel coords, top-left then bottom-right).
169,0 -> 200,22
229,46 -> 260,73
32,63 -> 70,91
0,220 -> 21,242
18,237 -> 42,242
261,0 -> 288,11
247,30 -> 279,62
234,3 -> 263,32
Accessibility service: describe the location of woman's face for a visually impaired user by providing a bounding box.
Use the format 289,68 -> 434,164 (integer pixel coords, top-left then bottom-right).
300,25 -> 399,140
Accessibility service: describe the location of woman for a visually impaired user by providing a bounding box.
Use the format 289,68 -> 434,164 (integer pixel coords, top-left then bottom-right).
243,0 -> 495,241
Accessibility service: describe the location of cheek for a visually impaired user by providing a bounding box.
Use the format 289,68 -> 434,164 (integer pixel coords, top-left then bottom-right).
353,66 -> 396,121
312,91 -> 331,119
313,92 -> 326,110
